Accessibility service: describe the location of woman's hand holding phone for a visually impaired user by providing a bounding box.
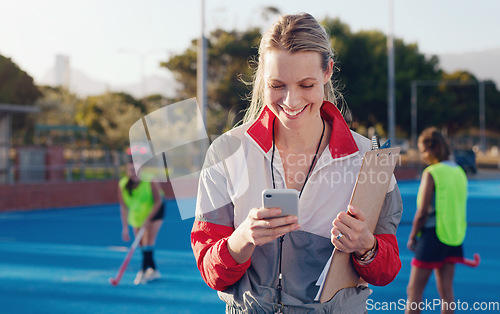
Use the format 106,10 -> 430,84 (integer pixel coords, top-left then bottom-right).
227,191 -> 300,264
237,206 -> 300,246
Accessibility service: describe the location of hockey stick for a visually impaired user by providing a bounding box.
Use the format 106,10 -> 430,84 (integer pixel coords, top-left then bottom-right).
448,253 -> 481,268
109,226 -> 146,286
461,253 -> 481,267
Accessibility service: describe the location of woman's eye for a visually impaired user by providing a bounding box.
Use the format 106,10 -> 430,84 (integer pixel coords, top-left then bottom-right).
270,84 -> 284,89
301,84 -> 314,89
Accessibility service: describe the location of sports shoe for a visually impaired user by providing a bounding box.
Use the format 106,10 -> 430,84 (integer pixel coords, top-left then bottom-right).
133,270 -> 146,285
143,267 -> 161,282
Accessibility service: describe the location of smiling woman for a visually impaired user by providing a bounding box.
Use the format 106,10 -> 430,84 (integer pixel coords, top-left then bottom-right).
243,12 -> 348,126
263,50 -> 331,131
191,12 -> 403,313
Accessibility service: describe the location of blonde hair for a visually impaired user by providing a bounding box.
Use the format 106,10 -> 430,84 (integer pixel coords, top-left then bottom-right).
242,13 -> 348,124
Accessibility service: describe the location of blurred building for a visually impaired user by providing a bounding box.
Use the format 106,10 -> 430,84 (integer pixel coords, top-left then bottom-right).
55,54 -> 70,88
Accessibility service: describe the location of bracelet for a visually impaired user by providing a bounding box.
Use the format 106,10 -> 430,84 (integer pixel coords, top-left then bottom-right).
357,238 -> 378,262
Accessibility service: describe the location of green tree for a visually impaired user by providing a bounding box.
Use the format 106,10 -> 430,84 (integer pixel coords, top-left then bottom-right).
0,54 -> 42,143
33,86 -> 79,126
75,92 -> 145,149
0,55 -> 41,105
143,94 -> 172,113
483,80 -> 500,131
162,17 -> 500,138
322,17 -> 442,137
161,28 -> 260,134
416,71 -> 500,136
324,17 -> 500,137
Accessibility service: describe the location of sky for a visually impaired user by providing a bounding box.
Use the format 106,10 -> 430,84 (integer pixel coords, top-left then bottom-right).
1,0 -> 499,90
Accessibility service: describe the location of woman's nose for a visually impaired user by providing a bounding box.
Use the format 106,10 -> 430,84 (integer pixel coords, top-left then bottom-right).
282,89 -> 301,108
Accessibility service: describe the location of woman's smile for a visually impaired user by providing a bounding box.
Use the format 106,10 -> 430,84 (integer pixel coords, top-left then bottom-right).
278,104 -> 309,118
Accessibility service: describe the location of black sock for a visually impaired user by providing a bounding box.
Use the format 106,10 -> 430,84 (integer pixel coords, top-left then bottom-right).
142,250 -> 156,270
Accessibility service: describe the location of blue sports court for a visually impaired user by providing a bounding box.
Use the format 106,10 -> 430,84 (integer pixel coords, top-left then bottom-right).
1,179 -> 499,313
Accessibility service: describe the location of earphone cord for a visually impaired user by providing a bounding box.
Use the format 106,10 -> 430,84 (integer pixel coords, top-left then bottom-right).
271,117 -> 325,312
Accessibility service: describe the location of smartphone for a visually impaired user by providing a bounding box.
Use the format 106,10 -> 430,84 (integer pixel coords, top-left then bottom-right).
262,189 -> 299,220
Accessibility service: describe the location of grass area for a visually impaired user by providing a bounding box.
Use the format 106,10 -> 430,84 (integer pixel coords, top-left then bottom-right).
68,167 -> 121,180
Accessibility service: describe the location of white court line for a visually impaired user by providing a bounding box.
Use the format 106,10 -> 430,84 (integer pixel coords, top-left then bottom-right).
0,205 -> 118,221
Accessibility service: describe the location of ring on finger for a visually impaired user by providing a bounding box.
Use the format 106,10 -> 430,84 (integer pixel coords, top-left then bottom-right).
336,232 -> 343,241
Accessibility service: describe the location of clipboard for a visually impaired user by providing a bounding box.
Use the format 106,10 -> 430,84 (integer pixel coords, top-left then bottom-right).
318,146 -> 400,303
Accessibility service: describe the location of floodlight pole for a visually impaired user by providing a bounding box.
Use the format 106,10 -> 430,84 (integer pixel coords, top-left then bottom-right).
411,81 -> 417,150
387,0 -> 396,143
479,81 -> 486,151
197,0 -> 207,128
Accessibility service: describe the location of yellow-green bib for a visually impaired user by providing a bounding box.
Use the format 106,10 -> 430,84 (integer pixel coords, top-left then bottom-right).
419,162 -> 467,246
119,177 -> 154,228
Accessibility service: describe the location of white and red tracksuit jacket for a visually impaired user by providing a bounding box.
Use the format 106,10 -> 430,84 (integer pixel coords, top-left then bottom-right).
191,101 -> 403,313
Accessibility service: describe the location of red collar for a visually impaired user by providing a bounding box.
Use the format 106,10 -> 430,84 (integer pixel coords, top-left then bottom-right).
246,101 -> 359,159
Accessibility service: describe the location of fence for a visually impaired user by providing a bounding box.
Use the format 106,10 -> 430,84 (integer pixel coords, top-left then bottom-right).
5,146 -> 127,184
0,144 -> 196,211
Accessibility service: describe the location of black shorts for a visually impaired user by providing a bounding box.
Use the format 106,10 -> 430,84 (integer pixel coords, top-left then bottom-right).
412,227 -> 463,269
151,202 -> 165,221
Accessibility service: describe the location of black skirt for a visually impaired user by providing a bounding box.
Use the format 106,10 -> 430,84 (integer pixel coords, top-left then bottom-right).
151,202 -> 165,221
411,227 -> 463,269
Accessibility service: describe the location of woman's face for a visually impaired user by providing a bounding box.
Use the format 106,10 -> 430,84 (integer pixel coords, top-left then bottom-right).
263,49 -> 333,130
126,162 -> 139,181
418,142 -> 438,165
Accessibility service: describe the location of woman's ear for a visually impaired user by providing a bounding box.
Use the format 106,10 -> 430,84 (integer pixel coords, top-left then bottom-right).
323,58 -> 334,84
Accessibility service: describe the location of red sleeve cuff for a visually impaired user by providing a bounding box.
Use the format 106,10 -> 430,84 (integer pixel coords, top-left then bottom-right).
215,237 -> 252,270
352,233 -> 401,286
191,221 -> 251,291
